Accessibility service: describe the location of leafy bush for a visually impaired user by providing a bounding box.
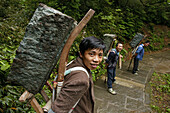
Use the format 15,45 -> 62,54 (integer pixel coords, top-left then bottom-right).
0,0 -> 169,112
150,72 -> 170,112
0,84 -> 35,113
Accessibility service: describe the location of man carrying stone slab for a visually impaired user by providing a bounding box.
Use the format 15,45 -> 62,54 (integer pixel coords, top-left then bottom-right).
50,36 -> 106,113
7,3 -> 98,113
132,40 -> 150,75
106,42 -> 123,95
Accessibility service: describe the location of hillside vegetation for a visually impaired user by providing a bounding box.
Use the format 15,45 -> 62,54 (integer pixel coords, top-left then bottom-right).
0,0 -> 169,112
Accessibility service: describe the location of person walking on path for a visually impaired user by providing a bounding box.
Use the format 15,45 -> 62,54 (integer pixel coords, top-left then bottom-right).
106,42 -> 123,95
132,40 -> 150,75
51,36 -> 105,113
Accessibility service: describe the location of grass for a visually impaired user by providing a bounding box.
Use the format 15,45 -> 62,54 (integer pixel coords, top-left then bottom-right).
150,72 -> 170,113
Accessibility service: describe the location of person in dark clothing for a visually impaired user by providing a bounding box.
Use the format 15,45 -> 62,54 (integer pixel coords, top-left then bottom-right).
51,36 -> 105,113
106,42 -> 123,95
132,40 -> 150,75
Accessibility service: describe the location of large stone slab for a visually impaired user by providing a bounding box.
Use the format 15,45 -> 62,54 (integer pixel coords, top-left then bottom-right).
8,3 -> 77,94
130,33 -> 144,48
103,34 -> 116,55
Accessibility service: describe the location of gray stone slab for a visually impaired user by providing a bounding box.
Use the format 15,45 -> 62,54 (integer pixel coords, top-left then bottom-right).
94,98 -> 110,113
107,94 -> 126,108
137,105 -> 152,112
116,70 -> 146,85
8,3 -> 77,94
125,97 -> 143,110
126,88 -> 144,101
149,50 -> 170,59
113,83 -> 144,100
154,58 -> 170,74
94,81 -> 126,108
106,103 -> 131,113
103,36 -> 115,55
130,33 -> 144,48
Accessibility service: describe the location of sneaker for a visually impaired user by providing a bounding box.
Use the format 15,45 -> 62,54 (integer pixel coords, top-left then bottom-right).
108,88 -> 117,95
133,72 -> 138,75
136,69 -> 140,71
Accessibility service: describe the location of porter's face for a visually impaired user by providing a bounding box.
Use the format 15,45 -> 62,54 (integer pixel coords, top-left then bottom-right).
144,43 -> 150,47
116,44 -> 123,52
80,48 -> 103,70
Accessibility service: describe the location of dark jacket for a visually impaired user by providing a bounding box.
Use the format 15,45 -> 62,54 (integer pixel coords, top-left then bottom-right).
51,57 -> 95,113
106,49 -> 119,68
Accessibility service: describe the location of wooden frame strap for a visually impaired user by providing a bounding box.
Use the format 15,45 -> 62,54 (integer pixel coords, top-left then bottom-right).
19,90 -> 44,113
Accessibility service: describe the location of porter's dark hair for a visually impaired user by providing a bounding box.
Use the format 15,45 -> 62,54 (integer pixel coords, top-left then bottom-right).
144,40 -> 150,44
79,36 -> 106,55
116,42 -> 122,47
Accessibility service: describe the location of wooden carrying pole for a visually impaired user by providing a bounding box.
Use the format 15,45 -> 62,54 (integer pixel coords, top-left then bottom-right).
57,9 -> 95,82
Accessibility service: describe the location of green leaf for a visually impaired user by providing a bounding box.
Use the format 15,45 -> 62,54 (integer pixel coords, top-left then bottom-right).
116,9 -> 121,12
167,108 -> 170,112
1,62 -> 10,71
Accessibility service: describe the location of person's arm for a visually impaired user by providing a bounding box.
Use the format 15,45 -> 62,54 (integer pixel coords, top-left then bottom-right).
118,54 -> 123,69
134,46 -> 143,56
51,71 -> 89,113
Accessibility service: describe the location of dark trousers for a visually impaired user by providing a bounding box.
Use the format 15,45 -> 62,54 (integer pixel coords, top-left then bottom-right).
133,56 -> 139,73
107,67 -> 116,88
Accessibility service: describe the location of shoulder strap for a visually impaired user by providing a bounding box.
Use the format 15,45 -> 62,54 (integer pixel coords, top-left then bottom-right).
132,45 -> 139,55
49,67 -> 89,113
57,67 -> 90,113
67,67 -> 89,113
68,67 -> 89,78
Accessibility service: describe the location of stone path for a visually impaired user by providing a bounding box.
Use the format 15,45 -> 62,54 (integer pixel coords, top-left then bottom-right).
94,49 -> 170,113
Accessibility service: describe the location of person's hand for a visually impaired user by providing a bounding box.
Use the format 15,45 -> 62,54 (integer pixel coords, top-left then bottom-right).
120,54 -> 123,58
144,34 -> 147,38
104,63 -> 108,69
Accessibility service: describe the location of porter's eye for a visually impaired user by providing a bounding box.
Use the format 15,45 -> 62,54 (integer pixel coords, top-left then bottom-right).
89,53 -> 94,56
99,53 -> 103,57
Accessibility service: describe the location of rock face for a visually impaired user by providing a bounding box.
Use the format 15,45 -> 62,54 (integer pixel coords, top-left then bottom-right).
130,33 -> 144,48
8,3 -> 77,94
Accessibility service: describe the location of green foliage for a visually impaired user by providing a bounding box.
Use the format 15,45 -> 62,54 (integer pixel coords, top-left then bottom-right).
91,60 -> 107,81
146,27 -> 167,51
0,43 -> 17,71
0,85 -> 35,113
150,72 -> 170,112
0,0 -> 169,112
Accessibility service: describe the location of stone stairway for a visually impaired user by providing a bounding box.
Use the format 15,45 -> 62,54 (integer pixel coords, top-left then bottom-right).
94,49 -> 170,113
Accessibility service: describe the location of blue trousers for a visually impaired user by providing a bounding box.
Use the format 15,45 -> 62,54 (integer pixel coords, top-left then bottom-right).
107,67 -> 116,88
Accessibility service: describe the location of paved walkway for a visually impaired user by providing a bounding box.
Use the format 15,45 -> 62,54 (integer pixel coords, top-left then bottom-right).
94,49 -> 170,113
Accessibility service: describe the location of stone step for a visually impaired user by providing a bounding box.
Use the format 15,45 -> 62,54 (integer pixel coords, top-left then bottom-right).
100,75 -> 144,89
115,77 -> 145,89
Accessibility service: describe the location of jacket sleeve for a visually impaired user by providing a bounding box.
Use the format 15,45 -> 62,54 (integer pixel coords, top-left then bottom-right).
51,71 -> 89,113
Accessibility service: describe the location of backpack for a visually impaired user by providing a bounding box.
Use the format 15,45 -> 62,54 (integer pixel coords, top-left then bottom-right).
44,67 -> 89,113
106,49 -> 119,68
